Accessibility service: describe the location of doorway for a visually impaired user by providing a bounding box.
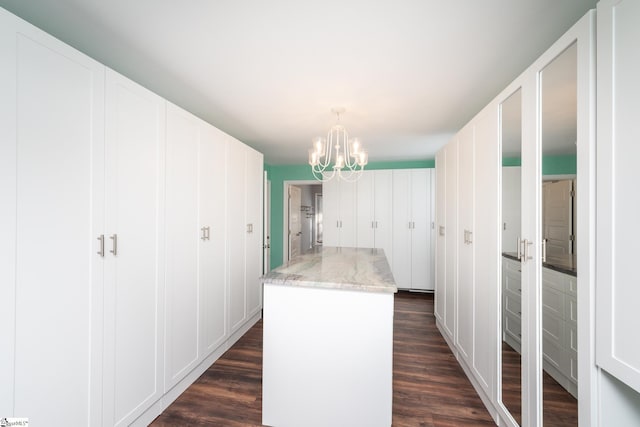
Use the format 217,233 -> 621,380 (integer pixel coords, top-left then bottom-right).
283,181 -> 323,262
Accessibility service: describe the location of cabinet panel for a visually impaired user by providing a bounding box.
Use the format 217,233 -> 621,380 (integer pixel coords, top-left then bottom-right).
338,180 -> 357,246
227,138 -> 247,332
322,179 -> 340,246
165,103 -> 200,389
6,17 -> 105,425
434,150 -> 447,323
199,126 -> 228,354
246,147 -> 264,318
392,170 -> 412,289
410,169 -> 431,290
444,141 -> 458,339
356,171 -> 375,249
374,170 -> 394,267
103,69 -> 165,427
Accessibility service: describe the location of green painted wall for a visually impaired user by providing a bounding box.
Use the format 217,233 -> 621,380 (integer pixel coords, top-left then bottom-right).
502,154 -> 576,175
265,160 -> 434,270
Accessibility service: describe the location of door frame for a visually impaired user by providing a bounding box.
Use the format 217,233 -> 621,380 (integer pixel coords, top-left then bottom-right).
282,180 -> 318,263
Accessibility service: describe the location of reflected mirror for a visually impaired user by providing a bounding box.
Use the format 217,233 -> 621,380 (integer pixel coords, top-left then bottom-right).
540,42 -> 578,426
500,88 -> 523,425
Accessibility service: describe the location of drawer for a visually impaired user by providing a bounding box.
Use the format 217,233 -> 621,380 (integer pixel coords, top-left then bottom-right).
542,266 -> 574,294
504,311 -> 522,342
543,310 -> 565,347
503,291 -> 522,318
504,269 -> 522,296
543,285 -> 566,320
543,336 -> 569,372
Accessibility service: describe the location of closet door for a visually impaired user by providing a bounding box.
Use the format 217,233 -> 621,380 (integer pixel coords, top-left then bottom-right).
0,11 -> 105,425
374,170 -> 394,267
434,151 -> 447,323
410,169 -> 431,290
444,139 -> 458,340
103,69 -> 166,427
338,180 -> 357,246
596,0 -> 640,394
392,170 -> 412,289
164,103 -> 200,390
227,138 -> 248,332
322,179 -> 340,246
199,126 -> 228,355
246,147 -> 264,318
356,171 -> 375,249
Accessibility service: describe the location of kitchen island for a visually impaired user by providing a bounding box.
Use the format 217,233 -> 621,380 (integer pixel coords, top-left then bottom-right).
261,247 -> 397,427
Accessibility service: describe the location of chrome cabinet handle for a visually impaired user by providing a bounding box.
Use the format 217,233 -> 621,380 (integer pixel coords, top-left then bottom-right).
206,226 -> 211,240
109,234 -> 118,256
439,226 -> 445,236
97,235 -> 105,257
201,227 -> 207,241
467,230 -> 472,244
542,238 -> 548,262
517,237 -> 522,260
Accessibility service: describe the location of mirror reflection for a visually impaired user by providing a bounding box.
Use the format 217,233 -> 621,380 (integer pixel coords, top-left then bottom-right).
540,42 -> 578,426
501,88 -> 523,425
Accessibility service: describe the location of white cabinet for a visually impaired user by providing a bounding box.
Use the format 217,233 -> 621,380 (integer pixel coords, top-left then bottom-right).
164,103 -> 228,392
227,138 -> 264,334
392,169 -> 433,291
103,69 -> 166,427
322,179 -> 357,247
596,0 -> 640,395
0,10 -> 105,425
356,170 -> 393,266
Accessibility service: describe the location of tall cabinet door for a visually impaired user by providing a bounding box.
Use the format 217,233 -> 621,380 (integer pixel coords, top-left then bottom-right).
356,171 -> 375,249
410,169 -> 431,290
103,69 -> 166,427
338,180 -> 357,246
322,179 -> 340,246
392,170 -> 412,289
227,138 -> 248,332
164,103 -> 200,390
444,140 -> 459,340
434,151 -> 447,323
246,147 -> 264,319
374,170 -> 394,267
199,126 -> 228,356
596,0 -> 640,394
457,125 -> 475,361
0,12 -> 105,425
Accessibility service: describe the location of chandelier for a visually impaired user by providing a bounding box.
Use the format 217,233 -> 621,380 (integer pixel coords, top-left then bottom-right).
308,108 -> 368,182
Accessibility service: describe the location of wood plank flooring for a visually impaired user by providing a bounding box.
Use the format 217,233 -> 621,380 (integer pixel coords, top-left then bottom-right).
152,291 -> 494,426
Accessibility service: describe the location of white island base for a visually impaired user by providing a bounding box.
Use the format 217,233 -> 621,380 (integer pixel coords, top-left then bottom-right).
262,284 -> 393,427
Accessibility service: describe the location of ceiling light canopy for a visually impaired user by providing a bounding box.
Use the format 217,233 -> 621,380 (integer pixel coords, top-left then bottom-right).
308,108 -> 368,182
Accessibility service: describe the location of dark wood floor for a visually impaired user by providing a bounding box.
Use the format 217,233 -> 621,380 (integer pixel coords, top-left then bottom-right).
152,292 -> 494,426
501,341 -> 578,426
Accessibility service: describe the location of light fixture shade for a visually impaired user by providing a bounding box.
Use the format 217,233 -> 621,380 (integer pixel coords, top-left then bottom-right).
357,151 -> 368,166
313,137 -> 325,155
308,148 -> 320,166
349,138 -> 361,156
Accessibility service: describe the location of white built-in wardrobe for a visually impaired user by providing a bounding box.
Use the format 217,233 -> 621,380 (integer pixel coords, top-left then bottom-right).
0,8 -> 264,426
323,169 -> 435,291
436,3 -> 640,426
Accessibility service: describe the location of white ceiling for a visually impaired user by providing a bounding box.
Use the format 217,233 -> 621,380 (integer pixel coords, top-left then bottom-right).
0,0 -> 595,165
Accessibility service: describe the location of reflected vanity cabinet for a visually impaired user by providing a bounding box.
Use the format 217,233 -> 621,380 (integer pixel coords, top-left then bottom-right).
0,8 -> 264,426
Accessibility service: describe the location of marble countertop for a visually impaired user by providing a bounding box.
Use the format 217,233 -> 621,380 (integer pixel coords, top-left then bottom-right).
262,246 -> 398,293
503,252 -> 577,277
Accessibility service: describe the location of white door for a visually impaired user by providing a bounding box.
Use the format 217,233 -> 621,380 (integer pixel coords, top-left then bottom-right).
392,170 -> 412,289
410,169 -> 431,291
356,171 -> 375,248
338,180 -> 357,246
245,148 -> 264,318
227,138 -> 247,332
596,0 -> 640,394
542,180 -> 573,256
164,103 -> 200,389
457,125 -> 474,362
322,179 -> 340,246
103,69 -> 166,427
1,13 -> 105,424
444,140 -> 459,340
288,185 -> 302,259
374,170 -> 394,267
199,125 -> 228,355
264,172 -> 271,273
435,150 -> 447,323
